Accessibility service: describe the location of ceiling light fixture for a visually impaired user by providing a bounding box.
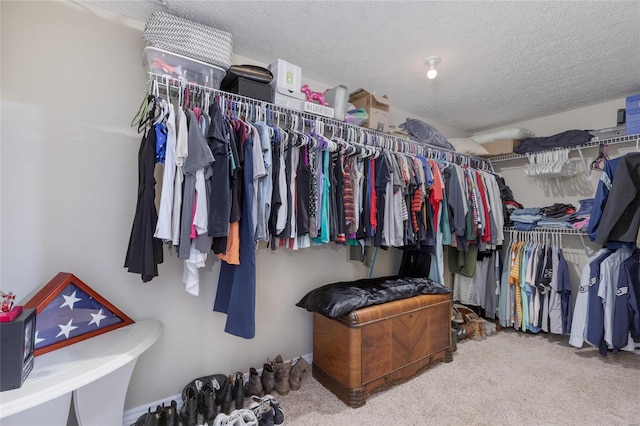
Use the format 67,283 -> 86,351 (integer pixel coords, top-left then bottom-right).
425,56 -> 441,80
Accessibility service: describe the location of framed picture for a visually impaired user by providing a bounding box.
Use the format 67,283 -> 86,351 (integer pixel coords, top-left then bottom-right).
24,272 -> 134,356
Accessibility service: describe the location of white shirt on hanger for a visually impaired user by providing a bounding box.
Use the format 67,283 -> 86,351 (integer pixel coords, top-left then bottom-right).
154,103 -> 177,242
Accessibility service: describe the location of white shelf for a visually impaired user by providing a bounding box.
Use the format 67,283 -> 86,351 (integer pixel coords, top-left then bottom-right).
0,319 -> 162,420
489,133 -> 640,164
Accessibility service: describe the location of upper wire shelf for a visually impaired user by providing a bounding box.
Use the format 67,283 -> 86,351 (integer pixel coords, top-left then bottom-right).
489,134 -> 640,164
146,72 -> 494,170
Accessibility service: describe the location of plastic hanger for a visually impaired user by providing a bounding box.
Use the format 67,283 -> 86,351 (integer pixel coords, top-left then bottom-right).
590,143 -> 608,171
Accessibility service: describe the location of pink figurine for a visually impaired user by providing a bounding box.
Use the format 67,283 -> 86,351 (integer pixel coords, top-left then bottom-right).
300,85 -> 329,106
1,291 -> 15,313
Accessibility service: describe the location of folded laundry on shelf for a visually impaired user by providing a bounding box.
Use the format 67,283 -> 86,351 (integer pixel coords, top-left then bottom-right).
536,219 -> 574,229
510,208 -> 542,225
541,203 -> 576,218
514,129 -> 592,154
514,222 -> 537,231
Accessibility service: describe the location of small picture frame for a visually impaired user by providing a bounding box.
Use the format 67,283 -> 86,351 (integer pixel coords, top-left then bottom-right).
24,272 -> 134,356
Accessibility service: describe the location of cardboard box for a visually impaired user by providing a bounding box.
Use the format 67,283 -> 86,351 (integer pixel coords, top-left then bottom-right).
269,59 -> 302,93
349,89 -> 391,132
272,85 -> 306,111
480,139 -> 522,156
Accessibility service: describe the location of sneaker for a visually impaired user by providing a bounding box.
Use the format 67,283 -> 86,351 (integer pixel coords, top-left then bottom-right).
260,395 -> 284,426
232,409 -> 259,426
249,396 -> 275,426
214,412 -> 241,426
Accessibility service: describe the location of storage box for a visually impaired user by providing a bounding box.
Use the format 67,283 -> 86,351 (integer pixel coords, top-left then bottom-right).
143,11 -> 232,69
349,89 -> 391,132
269,59 -> 302,93
626,93 -> 640,115
480,139 -> 522,156
224,77 -> 272,102
626,94 -> 640,136
325,85 -> 348,121
143,46 -> 227,88
627,112 -> 640,136
272,86 -> 306,111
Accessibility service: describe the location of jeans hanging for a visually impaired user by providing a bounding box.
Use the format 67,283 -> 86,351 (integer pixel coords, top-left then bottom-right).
214,133 -> 256,339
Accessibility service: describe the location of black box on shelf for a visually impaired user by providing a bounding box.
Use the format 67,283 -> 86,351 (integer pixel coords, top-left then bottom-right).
0,308 -> 36,391
223,77 -> 272,102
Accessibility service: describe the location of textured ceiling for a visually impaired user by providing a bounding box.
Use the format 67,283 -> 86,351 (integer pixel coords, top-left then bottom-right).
90,0 -> 640,133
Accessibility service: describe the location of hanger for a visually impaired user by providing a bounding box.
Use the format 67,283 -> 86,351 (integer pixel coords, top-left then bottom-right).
130,79 -> 154,129
589,143 -> 608,170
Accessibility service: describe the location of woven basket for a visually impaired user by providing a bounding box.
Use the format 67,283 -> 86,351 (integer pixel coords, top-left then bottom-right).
143,11 -> 232,69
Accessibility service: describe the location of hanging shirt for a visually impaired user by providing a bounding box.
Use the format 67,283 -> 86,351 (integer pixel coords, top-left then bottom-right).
172,107 -> 189,246
595,154 -> 640,245
155,104 -> 177,242
588,157 -> 621,241
599,247 -> 634,352
250,123 -> 267,242
569,249 -> 612,348
613,251 -> 640,350
178,109 -> 214,260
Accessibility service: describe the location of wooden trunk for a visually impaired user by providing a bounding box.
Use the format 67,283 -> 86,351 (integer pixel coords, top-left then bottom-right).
312,293 -> 452,407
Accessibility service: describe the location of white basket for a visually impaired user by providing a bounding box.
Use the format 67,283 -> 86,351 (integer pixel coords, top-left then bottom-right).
143,12 -> 232,70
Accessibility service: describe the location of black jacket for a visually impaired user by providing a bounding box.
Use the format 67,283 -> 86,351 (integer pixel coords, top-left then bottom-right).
595,153 -> 640,245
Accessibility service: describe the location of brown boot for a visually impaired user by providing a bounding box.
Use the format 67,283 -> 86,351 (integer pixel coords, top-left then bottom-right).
289,356 -> 310,391
244,367 -> 263,397
271,355 -> 291,396
477,320 -> 487,340
261,362 -> 275,395
465,315 -> 482,341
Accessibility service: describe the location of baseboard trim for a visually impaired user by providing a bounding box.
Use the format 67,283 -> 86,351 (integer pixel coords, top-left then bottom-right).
122,353 -> 313,426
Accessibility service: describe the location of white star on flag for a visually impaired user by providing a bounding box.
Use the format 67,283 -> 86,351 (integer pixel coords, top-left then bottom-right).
60,290 -> 81,310
88,309 -> 107,327
34,330 -> 46,345
56,319 -> 78,339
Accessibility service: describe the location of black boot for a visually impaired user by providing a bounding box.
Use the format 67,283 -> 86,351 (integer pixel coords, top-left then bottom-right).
199,382 -> 217,425
211,374 -> 229,407
132,407 -> 160,426
161,400 -> 179,426
179,385 -> 198,426
232,371 -> 245,409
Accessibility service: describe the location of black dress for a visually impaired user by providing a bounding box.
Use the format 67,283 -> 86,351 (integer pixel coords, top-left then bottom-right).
124,127 -> 163,282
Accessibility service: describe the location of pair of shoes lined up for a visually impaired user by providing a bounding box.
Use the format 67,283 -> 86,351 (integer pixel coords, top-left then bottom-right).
213,408 -> 258,426
246,355 -> 309,398
180,374 -> 239,426
453,304 -> 498,342
131,400 -> 179,426
249,394 -> 285,426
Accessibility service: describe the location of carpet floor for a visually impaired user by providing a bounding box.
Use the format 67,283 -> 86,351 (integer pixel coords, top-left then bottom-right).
276,330 -> 640,425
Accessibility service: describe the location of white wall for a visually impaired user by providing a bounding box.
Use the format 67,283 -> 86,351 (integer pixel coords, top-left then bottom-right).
503,98 -> 626,137
0,0 -> 463,411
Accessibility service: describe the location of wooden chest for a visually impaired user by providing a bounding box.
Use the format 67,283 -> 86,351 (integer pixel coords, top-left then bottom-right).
312,293 -> 452,407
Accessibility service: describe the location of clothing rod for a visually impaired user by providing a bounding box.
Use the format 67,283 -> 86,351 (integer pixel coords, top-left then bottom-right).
505,227 -> 592,256
146,72 -> 493,170
504,226 -> 587,235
